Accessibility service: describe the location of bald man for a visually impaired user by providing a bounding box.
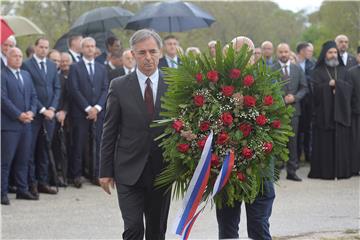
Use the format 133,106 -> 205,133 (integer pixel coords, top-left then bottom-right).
272,43 -> 308,181
261,41 -> 275,66
335,34 -> 357,69
1,48 -> 38,205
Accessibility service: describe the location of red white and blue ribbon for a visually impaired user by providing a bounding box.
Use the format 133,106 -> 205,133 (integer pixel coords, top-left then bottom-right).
172,131 -> 213,237
211,150 -> 235,198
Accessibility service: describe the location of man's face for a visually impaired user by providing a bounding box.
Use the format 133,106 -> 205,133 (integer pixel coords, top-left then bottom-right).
34,39 -> 49,59
60,54 -> 71,71
305,46 -> 313,60
122,51 -> 135,69
82,40 -> 96,60
336,36 -> 349,53
72,36 -> 83,53
49,52 -> 61,69
277,45 -> 290,63
164,38 -> 179,57
109,40 -> 121,53
325,48 -> 338,61
262,43 -> 273,58
209,44 -> 216,57
1,38 -> 15,56
253,48 -> 262,61
110,56 -> 122,68
7,48 -> 23,69
131,37 -> 160,76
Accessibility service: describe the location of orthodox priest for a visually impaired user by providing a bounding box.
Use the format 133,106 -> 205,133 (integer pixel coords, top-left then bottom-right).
347,47 -> 360,175
308,40 -> 352,180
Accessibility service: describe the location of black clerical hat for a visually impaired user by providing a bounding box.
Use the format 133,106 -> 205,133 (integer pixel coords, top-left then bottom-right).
315,40 -> 344,67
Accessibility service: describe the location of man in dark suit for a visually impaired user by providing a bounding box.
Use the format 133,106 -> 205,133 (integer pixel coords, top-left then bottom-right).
100,29 -> 170,240
22,37 -> 61,196
95,36 -> 121,65
335,34 -> 357,70
158,35 -> 181,69
105,50 -> 124,82
272,43 -> 308,181
68,37 -> 109,188
261,40 -> 275,66
1,35 -> 16,69
1,48 -> 39,205
67,35 -> 83,63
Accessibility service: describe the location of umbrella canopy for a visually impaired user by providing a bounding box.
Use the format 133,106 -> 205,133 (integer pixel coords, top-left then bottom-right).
125,1 -> 215,32
1,18 -> 14,44
3,15 -> 44,37
69,6 -> 134,34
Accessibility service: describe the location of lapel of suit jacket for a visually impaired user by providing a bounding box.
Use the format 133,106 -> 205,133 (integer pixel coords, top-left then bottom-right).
31,57 -> 46,83
7,68 -> 25,96
129,71 -> 149,120
155,72 -> 166,119
79,60 -> 93,86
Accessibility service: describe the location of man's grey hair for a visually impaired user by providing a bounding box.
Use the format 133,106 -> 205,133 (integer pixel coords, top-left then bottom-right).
129,29 -> 162,50
6,35 -> 17,45
60,52 -> 73,64
80,37 -> 96,49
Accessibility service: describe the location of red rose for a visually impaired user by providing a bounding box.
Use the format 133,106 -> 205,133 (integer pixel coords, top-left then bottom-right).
243,95 -> 256,107
237,171 -> 246,182
221,85 -> 235,97
216,132 -> 229,145
177,143 -> 190,153
239,123 -> 252,137
197,137 -> 207,150
221,112 -> 233,126
242,147 -> 253,159
194,95 -> 205,107
263,142 -> 273,153
272,119 -> 281,129
172,119 -> 184,132
207,70 -> 219,83
211,154 -> 220,167
199,121 -> 211,132
243,75 -> 255,87
256,115 -> 268,126
196,73 -> 203,83
263,95 -> 274,106
229,68 -> 241,79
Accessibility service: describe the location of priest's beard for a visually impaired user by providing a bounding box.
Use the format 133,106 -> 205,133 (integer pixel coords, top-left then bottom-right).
325,58 -> 339,67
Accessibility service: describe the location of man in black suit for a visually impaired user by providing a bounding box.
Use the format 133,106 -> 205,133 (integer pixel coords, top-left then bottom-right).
100,29 -> 170,240
1,35 -> 16,69
95,36 -> 121,65
22,37 -> 61,196
1,48 -> 38,205
68,37 -> 108,188
272,43 -> 308,181
121,49 -> 136,75
335,34 -> 357,70
105,50 -> 124,82
158,35 -> 181,69
67,35 -> 83,63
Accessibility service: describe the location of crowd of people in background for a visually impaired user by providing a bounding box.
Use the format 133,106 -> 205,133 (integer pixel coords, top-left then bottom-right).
1,31 -> 359,205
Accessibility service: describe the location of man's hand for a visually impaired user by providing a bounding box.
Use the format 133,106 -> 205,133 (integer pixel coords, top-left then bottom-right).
56,110 -> 66,126
43,109 -> 55,120
329,79 -> 336,87
25,111 -> 34,122
284,94 -> 295,104
99,177 -> 115,195
87,107 -> 99,121
18,112 -> 30,123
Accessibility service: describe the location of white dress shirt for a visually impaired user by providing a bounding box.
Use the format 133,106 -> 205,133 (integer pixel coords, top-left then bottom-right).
341,52 -> 348,66
165,55 -> 178,68
123,66 -> 135,75
8,67 -> 24,86
136,68 -> 159,105
69,49 -> 81,62
82,57 -> 102,113
279,60 -> 291,75
33,54 -> 47,73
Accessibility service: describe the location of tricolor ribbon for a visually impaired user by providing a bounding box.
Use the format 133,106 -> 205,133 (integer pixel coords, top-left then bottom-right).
211,150 -> 235,198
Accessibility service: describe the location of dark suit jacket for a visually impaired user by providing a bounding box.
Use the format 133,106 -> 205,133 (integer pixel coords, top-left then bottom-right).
347,65 -> 360,114
100,70 -> 167,185
95,52 -> 107,65
68,60 -> 109,118
344,53 -> 357,70
105,64 -> 125,82
158,56 -> 181,70
22,57 -> 61,112
58,71 -> 70,112
272,62 -> 308,116
1,67 -> 38,131
68,50 -> 81,63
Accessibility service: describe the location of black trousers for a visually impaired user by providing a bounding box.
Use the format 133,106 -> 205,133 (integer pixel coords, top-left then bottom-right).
287,116 -> 299,175
115,161 -> 171,240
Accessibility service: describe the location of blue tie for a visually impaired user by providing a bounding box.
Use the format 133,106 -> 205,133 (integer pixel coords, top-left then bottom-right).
88,63 -> 94,82
16,71 -> 24,91
40,61 -> 46,77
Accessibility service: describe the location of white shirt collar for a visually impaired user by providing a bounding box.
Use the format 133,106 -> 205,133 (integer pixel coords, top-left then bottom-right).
1,53 -> 7,65
108,61 -> 116,70
69,49 -> 81,59
124,66 -> 135,74
8,66 -> 20,75
279,60 -> 290,67
136,68 -> 159,84
341,52 -> 348,65
33,54 -> 46,64
82,56 -> 94,65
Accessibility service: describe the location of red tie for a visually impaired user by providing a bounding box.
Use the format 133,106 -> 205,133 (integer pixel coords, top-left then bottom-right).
145,78 -> 154,119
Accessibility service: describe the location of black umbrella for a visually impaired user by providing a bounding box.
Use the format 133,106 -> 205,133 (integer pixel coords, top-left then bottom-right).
125,1 -> 215,32
69,6 -> 134,34
42,124 -> 59,192
89,122 -> 97,181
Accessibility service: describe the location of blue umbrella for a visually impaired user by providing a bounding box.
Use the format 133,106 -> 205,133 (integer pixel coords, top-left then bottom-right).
70,6 -> 134,34
125,1 -> 215,33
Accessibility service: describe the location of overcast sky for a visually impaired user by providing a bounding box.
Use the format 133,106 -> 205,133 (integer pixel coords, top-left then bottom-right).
271,0 -> 324,13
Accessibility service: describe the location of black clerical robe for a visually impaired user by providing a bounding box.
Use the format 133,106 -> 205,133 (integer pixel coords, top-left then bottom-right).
309,64 -> 352,179
346,65 -> 360,175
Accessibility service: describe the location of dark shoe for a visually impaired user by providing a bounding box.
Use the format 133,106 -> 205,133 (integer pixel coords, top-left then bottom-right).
1,195 -> 10,205
29,184 -> 39,199
91,178 -> 100,186
286,173 -> 302,182
16,191 -> 38,200
38,184 -> 58,194
73,177 -> 82,188
8,185 -> 17,194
